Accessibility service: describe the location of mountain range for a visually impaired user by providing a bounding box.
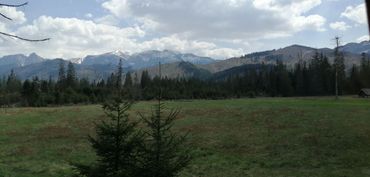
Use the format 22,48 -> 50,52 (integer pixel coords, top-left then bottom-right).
1,41 -> 369,80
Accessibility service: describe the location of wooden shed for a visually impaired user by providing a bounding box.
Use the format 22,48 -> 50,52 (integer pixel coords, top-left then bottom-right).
359,89 -> 370,98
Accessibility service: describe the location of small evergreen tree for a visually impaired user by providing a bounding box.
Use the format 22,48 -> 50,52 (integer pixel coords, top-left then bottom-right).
73,99 -> 143,177
138,99 -> 191,177
138,64 -> 191,177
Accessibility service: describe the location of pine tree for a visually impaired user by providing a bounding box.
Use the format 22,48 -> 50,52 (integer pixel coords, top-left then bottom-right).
124,72 -> 133,88
21,79 -> 32,106
73,99 -> 143,177
138,63 -> 191,177
334,52 -> 346,95
138,100 -> 191,177
293,62 -> 305,96
57,60 -> 66,90
107,73 -> 117,89
66,61 -> 77,89
349,65 -> 362,93
140,70 -> 152,99
140,70 -> 151,89
6,69 -> 22,93
360,53 -> 370,87
116,59 -> 123,89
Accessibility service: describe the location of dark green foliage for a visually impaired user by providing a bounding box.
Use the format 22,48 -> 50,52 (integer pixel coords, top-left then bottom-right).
57,61 -> 66,90
2,51 -> 370,107
116,59 -> 123,89
124,72 -> 133,88
66,62 -> 77,89
178,61 -> 212,79
138,100 -> 191,177
360,53 -> 370,87
6,69 -> 21,93
334,51 -> 346,95
74,99 -> 143,177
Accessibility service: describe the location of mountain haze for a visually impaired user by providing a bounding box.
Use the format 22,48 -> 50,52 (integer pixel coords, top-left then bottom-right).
1,41 -> 369,80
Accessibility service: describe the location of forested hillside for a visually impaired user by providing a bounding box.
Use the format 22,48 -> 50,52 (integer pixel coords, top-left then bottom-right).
1,51 -> 370,107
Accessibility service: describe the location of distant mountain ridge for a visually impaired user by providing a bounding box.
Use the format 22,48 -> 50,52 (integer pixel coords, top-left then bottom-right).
339,41 -> 370,54
0,50 -> 216,80
80,50 -> 215,69
200,42 -> 369,73
1,41 -> 370,80
0,53 -> 45,77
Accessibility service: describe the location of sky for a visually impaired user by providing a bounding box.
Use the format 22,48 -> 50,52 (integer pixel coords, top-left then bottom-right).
0,0 -> 368,59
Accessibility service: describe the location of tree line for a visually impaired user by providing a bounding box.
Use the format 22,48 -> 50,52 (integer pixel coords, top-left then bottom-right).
72,97 -> 191,177
1,51 -> 370,107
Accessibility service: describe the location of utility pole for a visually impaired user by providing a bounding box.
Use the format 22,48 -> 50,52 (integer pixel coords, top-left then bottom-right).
366,0 -> 370,35
334,36 -> 340,100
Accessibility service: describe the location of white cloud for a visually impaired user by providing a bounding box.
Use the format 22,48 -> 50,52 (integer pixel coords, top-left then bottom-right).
102,0 -> 131,18
292,15 -> 327,32
0,6 -> 27,33
357,35 -> 369,42
329,21 -> 351,31
0,16 -> 145,58
103,0 -> 326,40
139,35 -> 244,59
0,0 -> 335,60
341,3 -> 367,24
0,7 -> 26,25
85,13 -> 93,19
0,16 -> 243,59
94,15 -> 120,26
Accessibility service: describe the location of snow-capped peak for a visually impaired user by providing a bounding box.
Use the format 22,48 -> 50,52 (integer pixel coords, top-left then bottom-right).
70,58 -> 84,64
112,50 -> 129,58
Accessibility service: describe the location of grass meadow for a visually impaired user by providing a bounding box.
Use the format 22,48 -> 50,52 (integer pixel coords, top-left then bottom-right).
0,97 -> 370,177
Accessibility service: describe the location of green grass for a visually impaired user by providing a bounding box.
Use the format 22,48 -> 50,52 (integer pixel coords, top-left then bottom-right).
1,97 -> 370,177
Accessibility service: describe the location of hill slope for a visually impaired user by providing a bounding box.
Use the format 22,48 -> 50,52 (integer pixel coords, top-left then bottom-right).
201,44 -> 363,73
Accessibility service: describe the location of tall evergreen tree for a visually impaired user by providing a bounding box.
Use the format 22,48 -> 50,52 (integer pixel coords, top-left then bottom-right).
360,53 -> 370,87
6,69 -> 22,93
21,79 -> 32,105
334,52 -> 346,95
74,99 -> 143,177
116,59 -> 123,89
124,72 -> 133,88
293,62 -> 305,96
140,70 -> 152,99
66,61 -> 77,89
349,64 -> 362,93
57,60 -> 66,90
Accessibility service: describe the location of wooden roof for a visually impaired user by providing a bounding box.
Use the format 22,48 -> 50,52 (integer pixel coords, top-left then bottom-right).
360,89 -> 370,96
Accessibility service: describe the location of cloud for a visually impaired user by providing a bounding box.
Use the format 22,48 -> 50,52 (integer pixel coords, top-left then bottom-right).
329,21 -> 351,31
357,35 -> 369,42
0,6 -> 26,24
102,0 -> 326,40
94,15 -> 120,26
341,3 -> 367,24
0,0 -> 331,60
0,16 -> 145,58
139,35 -> 244,59
0,6 -> 27,32
102,0 -> 131,18
0,16 -> 242,59
85,13 -> 93,19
